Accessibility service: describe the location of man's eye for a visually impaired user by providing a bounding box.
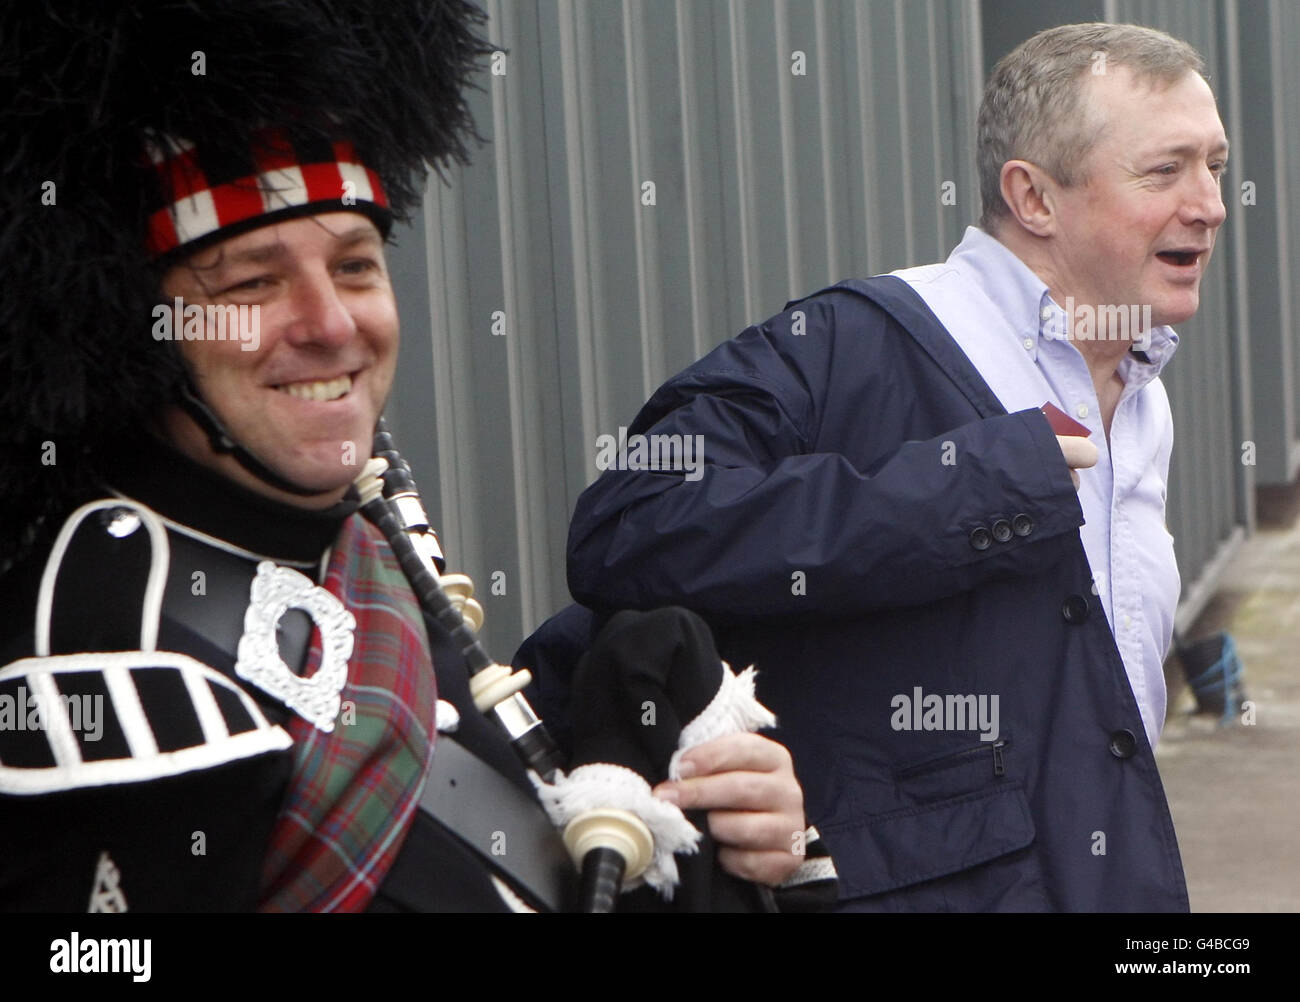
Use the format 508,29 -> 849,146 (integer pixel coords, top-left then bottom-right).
338,258 -> 379,276
223,275 -> 270,294
1153,164 -> 1178,176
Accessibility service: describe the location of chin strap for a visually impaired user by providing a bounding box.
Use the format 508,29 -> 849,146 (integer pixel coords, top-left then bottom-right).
177,381 -> 332,498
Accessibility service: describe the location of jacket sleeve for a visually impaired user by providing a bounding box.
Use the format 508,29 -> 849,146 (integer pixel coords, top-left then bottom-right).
567,295 -> 1087,622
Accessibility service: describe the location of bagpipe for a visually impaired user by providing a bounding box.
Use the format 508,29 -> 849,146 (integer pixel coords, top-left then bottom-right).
355,419 -> 791,912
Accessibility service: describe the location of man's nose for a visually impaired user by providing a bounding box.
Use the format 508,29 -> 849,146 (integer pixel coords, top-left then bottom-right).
282,270 -> 357,346
1184,165 -> 1228,229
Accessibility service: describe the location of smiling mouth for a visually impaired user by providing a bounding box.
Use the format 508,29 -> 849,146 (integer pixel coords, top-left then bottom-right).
273,374 -> 353,402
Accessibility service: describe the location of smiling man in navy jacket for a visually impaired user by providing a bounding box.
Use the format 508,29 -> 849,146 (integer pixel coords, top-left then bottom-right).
563,23 -> 1228,911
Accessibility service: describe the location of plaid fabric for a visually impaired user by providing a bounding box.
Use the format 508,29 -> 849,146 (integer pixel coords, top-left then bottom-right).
257,514 -> 436,912
144,128 -> 390,260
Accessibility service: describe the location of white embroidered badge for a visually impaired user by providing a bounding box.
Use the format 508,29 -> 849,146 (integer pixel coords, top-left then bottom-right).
236,561 -> 355,732
88,850 -> 128,913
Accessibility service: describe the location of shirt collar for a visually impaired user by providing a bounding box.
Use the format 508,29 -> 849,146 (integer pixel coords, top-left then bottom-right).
945,225 -> 1179,386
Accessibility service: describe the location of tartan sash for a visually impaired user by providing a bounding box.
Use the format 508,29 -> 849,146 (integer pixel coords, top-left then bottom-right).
257,514 -> 436,911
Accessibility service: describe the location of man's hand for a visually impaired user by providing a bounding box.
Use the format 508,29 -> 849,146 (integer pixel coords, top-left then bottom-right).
651,732 -> 805,886
1058,434 -> 1099,490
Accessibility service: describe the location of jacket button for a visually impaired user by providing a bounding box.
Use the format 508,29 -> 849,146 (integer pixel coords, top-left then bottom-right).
991,519 -> 1013,543
1012,513 -> 1034,537
1108,729 -> 1138,759
969,527 -> 992,551
1061,594 -> 1090,623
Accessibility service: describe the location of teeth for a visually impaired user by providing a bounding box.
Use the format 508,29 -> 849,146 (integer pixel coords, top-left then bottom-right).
276,375 -> 352,401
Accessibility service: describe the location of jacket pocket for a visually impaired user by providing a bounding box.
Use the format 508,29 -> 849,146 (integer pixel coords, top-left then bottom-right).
821,782 -> 1036,901
892,735 -> 1009,803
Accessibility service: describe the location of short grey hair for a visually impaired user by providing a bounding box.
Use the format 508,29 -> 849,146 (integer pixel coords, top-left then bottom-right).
977,22 -> 1207,231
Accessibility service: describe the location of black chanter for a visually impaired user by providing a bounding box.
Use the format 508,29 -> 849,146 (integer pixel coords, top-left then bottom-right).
356,418 -> 566,782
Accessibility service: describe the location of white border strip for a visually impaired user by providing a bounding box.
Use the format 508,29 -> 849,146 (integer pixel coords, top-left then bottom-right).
181,668 -> 231,744
26,670 -> 81,768
102,665 -> 159,759
36,500 -> 171,656
0,729 -> 291,795
0,652 -> 292,795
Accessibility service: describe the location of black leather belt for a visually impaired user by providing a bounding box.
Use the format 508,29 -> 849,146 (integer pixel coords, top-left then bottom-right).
418,734 -> 575,912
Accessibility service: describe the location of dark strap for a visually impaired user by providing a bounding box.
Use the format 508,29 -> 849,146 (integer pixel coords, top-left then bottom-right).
177,382 -> 326,498
418,734 -> 575,911
793,274 -> 1009,420
160,532 -> 314,682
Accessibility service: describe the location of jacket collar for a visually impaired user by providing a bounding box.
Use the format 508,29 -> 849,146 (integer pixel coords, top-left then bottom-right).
809,274 -> 1009,420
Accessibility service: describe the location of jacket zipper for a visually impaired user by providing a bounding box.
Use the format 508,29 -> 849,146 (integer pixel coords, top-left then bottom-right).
896,737 -> 1009,780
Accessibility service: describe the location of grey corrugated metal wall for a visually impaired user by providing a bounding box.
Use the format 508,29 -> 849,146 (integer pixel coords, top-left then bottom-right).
386,0 -> 1297,653
1110,0 -> 1247,628
1234,0 -> 1300,486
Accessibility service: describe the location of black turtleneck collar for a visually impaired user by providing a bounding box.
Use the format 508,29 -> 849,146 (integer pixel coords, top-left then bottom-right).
98,433 -> 360,564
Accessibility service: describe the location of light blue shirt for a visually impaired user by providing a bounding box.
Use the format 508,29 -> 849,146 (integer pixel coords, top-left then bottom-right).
893,226 -> 1180,746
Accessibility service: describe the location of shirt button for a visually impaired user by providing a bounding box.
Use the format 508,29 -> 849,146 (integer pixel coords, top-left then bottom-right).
1061,594 -> 1090,623
1023,337 -> 1034,351
1108,729 -> 1138,759
1039,306 -> 1053,321
1012,513 -> 1034,537
969,526 -> 993,551
1075,404 -> 1089,419
991,519 -> 1013,543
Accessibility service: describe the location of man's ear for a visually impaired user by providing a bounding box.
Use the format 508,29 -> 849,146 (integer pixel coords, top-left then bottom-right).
999,159 -> 1058,238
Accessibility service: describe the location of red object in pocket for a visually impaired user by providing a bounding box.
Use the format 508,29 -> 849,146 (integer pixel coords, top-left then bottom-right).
1042,401 -> 1091,437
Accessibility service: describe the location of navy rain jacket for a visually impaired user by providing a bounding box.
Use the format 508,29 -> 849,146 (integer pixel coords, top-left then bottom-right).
561,276 -> 1188,912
